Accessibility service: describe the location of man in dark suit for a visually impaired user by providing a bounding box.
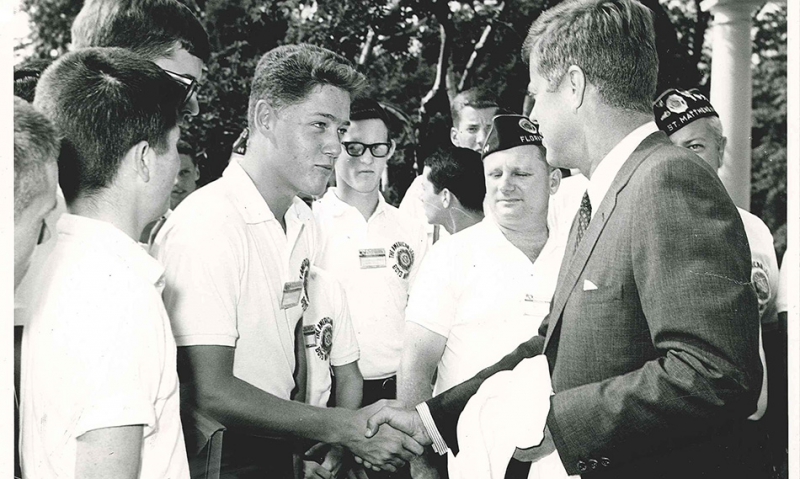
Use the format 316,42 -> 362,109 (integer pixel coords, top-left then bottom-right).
364,1 -> 766,477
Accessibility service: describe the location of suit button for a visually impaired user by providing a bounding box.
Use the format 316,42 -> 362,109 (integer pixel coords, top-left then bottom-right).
577,460 -> 587,472
599,457 -> 611,467
588,459 -> 598,470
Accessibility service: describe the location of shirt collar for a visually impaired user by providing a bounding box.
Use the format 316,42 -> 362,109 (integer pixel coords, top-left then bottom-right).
586,121 -> 658,218
223,160 -> 310,226
319,188 -> 387,219
57,214 -> 165,287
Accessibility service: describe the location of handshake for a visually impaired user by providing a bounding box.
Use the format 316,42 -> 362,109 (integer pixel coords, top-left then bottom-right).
332,400 -> 432,473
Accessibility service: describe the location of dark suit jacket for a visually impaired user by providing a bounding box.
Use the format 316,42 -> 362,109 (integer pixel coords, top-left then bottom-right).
425,132 -> 764,478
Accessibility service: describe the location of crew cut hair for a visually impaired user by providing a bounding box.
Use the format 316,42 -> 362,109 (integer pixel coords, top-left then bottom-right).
450,88 -> 499,127
71,0 -> 210,62
14,97 -> 59,219
33,47 -> 186,204
426,146 -> 485,213
247,44 -> 366,130
522,0 -> 658,113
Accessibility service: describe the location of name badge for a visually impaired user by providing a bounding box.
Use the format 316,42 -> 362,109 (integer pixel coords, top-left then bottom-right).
303,325 -> 317,348
280,281 -> 304,310
359,248 -> 387,269
523,293 -> 551,317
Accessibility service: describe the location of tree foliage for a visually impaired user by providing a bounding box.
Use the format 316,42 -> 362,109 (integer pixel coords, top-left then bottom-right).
16,0 -> 786,258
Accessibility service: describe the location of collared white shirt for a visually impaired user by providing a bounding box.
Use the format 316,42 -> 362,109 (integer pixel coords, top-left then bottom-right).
586,121 -> 659,217
313,189 -> 428,379
303,267 -> 360,407
406,218 -> 565,395
153,160 -> 317,399
21,214 -> 188,479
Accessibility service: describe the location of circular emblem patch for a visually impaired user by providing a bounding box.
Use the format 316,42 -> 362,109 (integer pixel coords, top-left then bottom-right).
315,317 -> 333,361
388,241 -> 415,279
299,258 -> 310,311
666,94 -> 688,114
519,118 -> 539,134
751,266 -> 771,314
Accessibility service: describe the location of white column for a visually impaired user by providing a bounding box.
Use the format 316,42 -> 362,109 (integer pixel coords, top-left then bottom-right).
701,0 -> 762,210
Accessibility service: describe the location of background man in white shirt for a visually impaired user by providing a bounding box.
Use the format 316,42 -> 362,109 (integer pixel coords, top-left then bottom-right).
21,47 -> 189,479
399,89 -> 500,245
400,115 -> 564,478
417,146 -> 485,235
153,45 -> 423,477
13,97 -> 59,290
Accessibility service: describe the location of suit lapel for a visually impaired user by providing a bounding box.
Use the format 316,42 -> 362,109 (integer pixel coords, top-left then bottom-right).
543,133 -> 668,352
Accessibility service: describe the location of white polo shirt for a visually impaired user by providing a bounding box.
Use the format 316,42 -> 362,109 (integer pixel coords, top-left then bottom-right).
152,160 -> 317,399
313,189 -> 428,380
303,267 -> 360,407
21,214 -> 188,479
405,218 -> 565,395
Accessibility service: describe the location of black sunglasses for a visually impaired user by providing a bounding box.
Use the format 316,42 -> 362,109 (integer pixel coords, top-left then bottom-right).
163,69 -> 198,107
342,141 -> 392,158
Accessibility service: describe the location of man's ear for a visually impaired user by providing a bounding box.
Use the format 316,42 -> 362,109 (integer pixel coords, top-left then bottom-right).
253,99 -> 275,138
450,127 -> 460,147
193,164 -> 201,182
129,140 -> 151,183
565,65 -> 586,112
387,139 -> 397,160
717,135 -> 728,170
441,188 -> 451,209
548,168 -> 562,196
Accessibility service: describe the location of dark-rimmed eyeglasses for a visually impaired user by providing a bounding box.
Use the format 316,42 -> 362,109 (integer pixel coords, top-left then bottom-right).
342,141 -> 392,158
163,69 -> 198,107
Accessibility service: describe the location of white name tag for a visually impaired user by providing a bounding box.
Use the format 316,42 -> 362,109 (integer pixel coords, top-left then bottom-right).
359,248 -> 387,269
280,281 -> 303,310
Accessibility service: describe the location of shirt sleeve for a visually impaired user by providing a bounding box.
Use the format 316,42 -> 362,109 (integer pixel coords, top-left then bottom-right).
72,280 -> 165,438
154,211 -> 243,347
329,276 -> 360,367
405,242 -> 458,338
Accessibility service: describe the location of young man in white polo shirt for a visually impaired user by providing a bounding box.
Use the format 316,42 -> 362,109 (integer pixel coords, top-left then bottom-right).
20,47 -> 189,478
153,46 -> 423,476
314,99 -> 428,410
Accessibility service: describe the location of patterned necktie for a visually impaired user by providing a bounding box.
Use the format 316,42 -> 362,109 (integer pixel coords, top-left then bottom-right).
575,191 -> 592,249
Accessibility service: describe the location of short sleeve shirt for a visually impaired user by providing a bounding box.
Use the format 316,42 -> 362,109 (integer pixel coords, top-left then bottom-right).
152,160 -> 317,399
302,267 -> 360,407
738,208 -> 780,325
21,214 -> 188,479
405,218 -> 565,395
313,189 -> 428,379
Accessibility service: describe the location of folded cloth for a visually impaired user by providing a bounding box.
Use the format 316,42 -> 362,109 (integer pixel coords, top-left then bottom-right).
450,355 -> 574,479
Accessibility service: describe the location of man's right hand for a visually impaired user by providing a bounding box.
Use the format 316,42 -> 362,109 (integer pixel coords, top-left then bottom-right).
365,403 -> 431,447
343,400 -> 425,472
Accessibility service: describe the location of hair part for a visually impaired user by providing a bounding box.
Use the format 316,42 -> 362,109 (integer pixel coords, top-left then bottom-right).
247,44 -> 367,130
71,0 -> 210,62
14,97 -> 60,219
426,147 -> 485,213
33,47 -> 186,204
450,88 -> 500,127
522,0 -> 658,113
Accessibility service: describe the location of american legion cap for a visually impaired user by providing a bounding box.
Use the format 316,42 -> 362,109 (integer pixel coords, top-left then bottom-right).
481,114 -> 544,160
653,88 -> 719,135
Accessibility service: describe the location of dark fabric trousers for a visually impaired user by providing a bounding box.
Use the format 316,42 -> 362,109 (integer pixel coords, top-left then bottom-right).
219,432 -> 296,478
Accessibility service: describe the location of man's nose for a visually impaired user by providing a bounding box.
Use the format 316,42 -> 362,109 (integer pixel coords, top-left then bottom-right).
182,94 -> 200,117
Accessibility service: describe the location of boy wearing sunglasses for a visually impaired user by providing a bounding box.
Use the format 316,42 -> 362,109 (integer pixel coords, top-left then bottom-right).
313,99 -> 428,449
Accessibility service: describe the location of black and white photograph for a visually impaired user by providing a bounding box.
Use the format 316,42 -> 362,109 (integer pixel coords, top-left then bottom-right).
7,0 -> 798,478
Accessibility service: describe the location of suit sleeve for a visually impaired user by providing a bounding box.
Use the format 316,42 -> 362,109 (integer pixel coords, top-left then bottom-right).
546,154 -> 762,473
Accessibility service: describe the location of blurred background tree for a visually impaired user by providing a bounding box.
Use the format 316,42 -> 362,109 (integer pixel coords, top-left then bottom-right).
15,0 -> 787,260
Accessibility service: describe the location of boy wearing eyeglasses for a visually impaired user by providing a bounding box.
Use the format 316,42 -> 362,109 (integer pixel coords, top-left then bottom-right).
313,99 -> 428,426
